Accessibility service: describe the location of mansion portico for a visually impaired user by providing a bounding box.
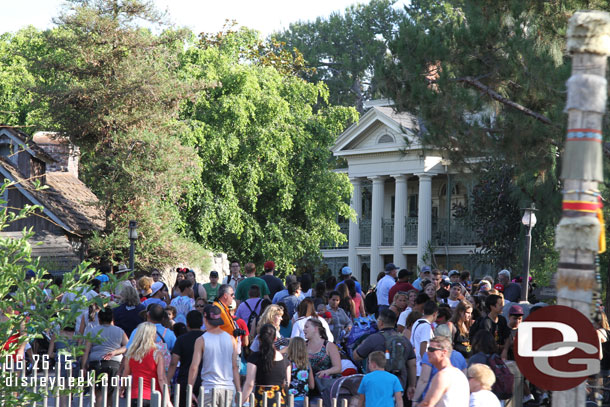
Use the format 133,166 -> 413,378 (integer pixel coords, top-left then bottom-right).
322,103 -> 480,287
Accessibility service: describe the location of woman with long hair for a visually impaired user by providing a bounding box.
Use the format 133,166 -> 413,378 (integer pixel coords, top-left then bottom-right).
344,279 -> 365,317
276,302 -> 293,339
422,280 -> 437,303
242,324 -> 290,407
389,291 -> 409,316
171,270 -> 186,299
450,300 -> 474,358
291,298 -> 333,341
250,304 -> 287,352
468,330 -> 498,367
122,322 -> 172,407
304,318 -> 341,378
286,337 -> 315,407
313,282 -> 327,311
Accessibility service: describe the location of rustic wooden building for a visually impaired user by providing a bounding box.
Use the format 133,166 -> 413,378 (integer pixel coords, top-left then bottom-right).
0,127 -> 105,273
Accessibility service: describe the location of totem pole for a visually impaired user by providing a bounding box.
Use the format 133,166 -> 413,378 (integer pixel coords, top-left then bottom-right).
554,11 -> 610,406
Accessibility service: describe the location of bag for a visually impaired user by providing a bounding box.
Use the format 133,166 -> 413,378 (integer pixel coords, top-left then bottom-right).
364,288 -> 378,315
245,299 -> 263,332
155,328 -> 171,372
381,331 -> 409,376
487,353 -> 514,400
345,316 -> 377,348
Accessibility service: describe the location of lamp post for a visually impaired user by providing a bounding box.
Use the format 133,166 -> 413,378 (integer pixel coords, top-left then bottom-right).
521,204 -> 537,302
128,220 -> 138,271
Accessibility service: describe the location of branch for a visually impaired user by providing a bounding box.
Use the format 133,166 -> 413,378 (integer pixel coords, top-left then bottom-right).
454,76 -> 559,128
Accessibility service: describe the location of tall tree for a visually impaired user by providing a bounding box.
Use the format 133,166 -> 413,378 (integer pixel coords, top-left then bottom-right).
274,0 -> 402,112
25,0 -> 209,269
379,0 -> 608,276
179,28 -> 358,271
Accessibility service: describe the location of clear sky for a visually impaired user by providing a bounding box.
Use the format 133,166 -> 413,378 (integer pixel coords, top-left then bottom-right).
3,0 -> 409,37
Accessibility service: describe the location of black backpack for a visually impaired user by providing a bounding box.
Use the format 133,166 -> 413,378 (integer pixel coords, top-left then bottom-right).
245,298 -> 263,330
380,331 -> 409,378
364,287 -> 378,315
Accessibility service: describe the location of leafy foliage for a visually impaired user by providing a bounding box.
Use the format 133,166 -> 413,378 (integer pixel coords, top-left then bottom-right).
0,179 -> 98,405
274,0 -> 403,112
179,28 -> 358,271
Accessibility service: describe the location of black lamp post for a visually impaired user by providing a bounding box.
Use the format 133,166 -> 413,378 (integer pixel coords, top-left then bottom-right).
128,220 -> 138,271
521,204 -> 537,302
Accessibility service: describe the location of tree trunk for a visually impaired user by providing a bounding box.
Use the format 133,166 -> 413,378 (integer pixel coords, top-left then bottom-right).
554,11 -> 610,407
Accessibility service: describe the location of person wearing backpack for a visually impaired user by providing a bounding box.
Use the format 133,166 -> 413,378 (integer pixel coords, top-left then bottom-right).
353,309 -> 416,401
236,285 -> 264,328
126,303 -> 177,352
468,330 -> 514,401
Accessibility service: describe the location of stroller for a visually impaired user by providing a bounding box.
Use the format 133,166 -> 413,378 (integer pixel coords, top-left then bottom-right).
323,374 -> 364,407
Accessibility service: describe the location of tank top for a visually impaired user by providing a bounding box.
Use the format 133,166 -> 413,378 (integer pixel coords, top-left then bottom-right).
353,294 -> 363,318
129,349 -> 160,401
200,331 -> 236,389
308,341 -> 332,375
437,366 -> 470,407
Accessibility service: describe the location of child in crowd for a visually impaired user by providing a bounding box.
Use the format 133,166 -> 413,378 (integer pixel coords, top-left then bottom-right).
358,351 -> 403,407
170,279 -> 195,324
287,337 -> 314,407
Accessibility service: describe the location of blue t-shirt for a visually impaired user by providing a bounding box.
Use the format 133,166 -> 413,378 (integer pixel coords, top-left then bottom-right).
419,350 -> 467,399
357,370 -> 403,407
272,290 -> 305,304
335,280 -> 362,295
126,323 -> 176,351
142,297 -> 166,308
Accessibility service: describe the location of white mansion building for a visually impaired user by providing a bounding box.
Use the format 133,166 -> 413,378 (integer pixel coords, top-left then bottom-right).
321,103 -> 481,288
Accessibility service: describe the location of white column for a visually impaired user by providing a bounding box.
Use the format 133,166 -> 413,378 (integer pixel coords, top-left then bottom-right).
392,174 -> 408,270
348,177 -> 362,282
369,176 -> 386,283
416,173 -> 433,268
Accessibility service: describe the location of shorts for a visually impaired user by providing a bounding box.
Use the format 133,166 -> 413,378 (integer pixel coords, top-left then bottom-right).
88,360 -> 121,389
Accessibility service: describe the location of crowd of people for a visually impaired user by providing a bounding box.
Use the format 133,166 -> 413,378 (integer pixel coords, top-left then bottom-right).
6,260 -> 596,407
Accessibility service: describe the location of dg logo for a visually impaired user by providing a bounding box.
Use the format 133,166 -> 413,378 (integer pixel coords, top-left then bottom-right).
514,305 -> 600,391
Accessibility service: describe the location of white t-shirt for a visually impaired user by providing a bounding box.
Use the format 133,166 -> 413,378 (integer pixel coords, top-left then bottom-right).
397,307 -> 412,327
447,298 -> 460,308
469,390 -> 501,407
376,275 -> 396,306
410,318 -> 433,376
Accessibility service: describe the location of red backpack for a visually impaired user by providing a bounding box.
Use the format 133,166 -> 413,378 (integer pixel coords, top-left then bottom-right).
487,353 -> 514,400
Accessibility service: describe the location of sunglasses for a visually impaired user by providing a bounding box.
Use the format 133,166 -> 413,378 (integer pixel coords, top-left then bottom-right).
427,346 -> 443,352
195,304 -> 205,308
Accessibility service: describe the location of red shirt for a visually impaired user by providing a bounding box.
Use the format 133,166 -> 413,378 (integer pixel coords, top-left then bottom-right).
388,282 -> 416,304
129,349 -> 161,400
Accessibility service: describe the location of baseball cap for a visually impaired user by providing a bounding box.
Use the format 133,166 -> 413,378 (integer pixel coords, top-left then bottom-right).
150,281 -> 164,296
509,304 -> 524,316
341,266 -> 352,275
440,279 -> 450,287
433,324 -> 452,338
203,305 -> 225,326
421,266 -> 431,274
494,283 -> 505,292
264,261 -> 275,271
209,271 -> 219,278
25,269 -> 36,279
385,263 -> 398,273
450,282 -> 461,288
95,274 -> 109,283
448,270 -> 460,277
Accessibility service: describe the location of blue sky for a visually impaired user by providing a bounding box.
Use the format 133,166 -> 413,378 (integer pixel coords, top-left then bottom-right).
3,0 -> 409,37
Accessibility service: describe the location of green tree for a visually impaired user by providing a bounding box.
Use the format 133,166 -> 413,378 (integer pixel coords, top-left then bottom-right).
378,0 -> 603,278
179,28 -> 358,271
0,180 -> 100,406
274,0 -> 402,112
23,0 -> 210,269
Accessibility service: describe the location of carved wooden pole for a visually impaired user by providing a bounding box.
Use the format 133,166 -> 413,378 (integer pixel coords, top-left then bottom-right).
554,11 -> 610,406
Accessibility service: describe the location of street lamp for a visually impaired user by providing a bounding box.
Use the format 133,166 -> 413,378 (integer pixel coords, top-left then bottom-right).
521,204 -> 537,302
128,220 -> 138,271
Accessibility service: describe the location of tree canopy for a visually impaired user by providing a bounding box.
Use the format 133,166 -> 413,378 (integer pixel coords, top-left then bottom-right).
179,28 -> 358,271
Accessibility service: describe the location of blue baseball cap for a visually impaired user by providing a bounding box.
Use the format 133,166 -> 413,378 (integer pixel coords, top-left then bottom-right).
341,266 -> 352,275
421,266 -> 431,274
385,263 -> 398,272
